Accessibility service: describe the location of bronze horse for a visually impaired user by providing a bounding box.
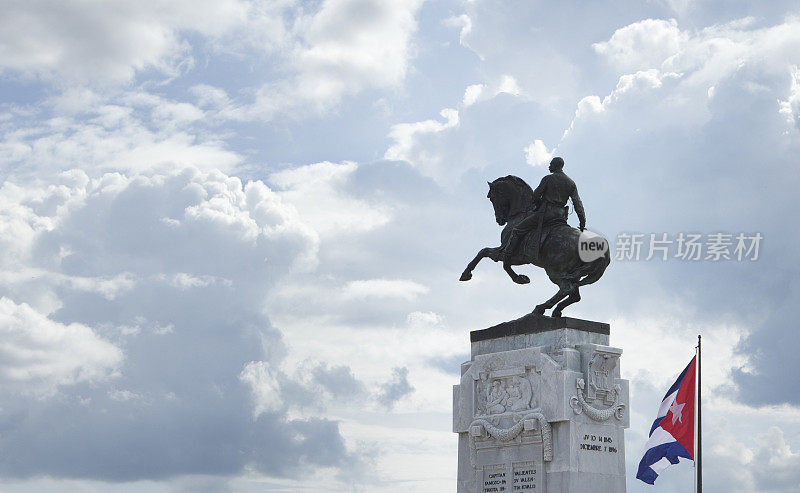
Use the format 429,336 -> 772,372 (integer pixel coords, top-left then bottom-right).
459,176 -> 610,317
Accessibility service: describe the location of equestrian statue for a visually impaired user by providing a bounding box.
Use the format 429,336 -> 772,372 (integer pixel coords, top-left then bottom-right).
459,157 -> 610,317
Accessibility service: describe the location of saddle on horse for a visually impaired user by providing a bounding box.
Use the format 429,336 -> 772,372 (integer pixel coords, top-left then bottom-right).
505,203 -> 570,262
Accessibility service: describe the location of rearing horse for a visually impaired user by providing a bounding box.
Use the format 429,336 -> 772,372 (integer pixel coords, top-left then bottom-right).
459,175 -> 610,317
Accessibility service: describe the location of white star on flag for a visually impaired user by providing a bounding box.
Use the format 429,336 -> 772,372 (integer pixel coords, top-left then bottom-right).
669,399 -> 685,425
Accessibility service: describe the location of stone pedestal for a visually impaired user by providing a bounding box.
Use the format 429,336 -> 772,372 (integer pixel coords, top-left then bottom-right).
454,314 -> 629,493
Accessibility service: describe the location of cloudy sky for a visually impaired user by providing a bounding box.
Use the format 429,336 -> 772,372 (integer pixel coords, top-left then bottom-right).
1,0 -> 799,491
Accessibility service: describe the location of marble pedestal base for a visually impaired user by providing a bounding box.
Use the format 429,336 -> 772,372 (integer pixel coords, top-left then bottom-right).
453,314 -> 629,493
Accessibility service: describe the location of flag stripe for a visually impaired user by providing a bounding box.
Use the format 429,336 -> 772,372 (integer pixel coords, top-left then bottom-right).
642,426 -> 678,451
651,457 -> 673,475
661,359 -> 692,401
636,441 -> 692,485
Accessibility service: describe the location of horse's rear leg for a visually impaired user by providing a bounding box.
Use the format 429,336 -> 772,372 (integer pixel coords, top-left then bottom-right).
533,282 -> 571,315
552,287 -> 580,318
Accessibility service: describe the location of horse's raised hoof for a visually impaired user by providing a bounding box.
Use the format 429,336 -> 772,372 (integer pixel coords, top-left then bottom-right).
514,275 -> 530,285
459,271 -> 472,281
552,309 -> 563,318
533,305 -> 545,316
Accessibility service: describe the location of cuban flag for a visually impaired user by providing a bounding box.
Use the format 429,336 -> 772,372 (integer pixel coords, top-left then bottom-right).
636,356 -> 696,484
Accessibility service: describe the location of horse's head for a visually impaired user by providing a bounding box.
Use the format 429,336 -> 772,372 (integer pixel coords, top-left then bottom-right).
487,176 -> 534,226
487,180 -> 511,225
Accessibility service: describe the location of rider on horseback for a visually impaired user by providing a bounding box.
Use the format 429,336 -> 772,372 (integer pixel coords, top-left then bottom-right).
501,157 -> 586,257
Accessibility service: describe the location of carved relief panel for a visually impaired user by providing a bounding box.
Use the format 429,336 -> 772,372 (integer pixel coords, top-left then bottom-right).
587,349 -> 619,405
475,367 -> 539,417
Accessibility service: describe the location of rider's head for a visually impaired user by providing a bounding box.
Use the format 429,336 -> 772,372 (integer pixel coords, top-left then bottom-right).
549,157 -> 564,172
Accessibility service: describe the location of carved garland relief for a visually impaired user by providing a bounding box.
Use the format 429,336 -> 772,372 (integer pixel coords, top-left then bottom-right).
571,349 -> 626,421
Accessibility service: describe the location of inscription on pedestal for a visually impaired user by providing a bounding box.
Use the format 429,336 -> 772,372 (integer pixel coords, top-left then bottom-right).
483,464 -> 508,492
512,461 -> 540,491
579,433 -> 618,454
574,423 -> 625,475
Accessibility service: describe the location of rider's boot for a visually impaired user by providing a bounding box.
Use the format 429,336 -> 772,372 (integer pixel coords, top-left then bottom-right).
502,229 -> 525,256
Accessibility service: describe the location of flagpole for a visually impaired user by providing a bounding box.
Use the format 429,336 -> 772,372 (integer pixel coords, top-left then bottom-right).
697,334 -> 702,493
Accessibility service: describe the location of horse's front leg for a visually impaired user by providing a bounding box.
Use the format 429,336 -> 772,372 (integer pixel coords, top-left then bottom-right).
503,262 -> 530,284
460,247 -> 502,281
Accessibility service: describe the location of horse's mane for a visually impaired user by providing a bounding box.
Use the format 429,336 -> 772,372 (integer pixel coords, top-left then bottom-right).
494,175 -> 535,217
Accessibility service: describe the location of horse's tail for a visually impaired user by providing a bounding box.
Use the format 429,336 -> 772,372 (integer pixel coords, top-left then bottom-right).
579,250 -> 610,286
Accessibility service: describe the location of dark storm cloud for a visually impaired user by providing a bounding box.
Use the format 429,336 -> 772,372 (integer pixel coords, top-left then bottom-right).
427,353 -> 470,374
310,363 -> 366,398
376,367 -> 414,409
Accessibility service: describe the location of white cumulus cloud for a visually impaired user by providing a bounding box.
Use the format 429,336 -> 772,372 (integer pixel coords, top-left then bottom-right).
0,297 -> 122,394
593,18 -> 687,73
384,108 -> 459,182
240,360 -> 283,417
243,0 -> 426,120
342,279 -> 429,301
0,0 -> 249,83
523,139 -> 555,167
269,161 -> 391,237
